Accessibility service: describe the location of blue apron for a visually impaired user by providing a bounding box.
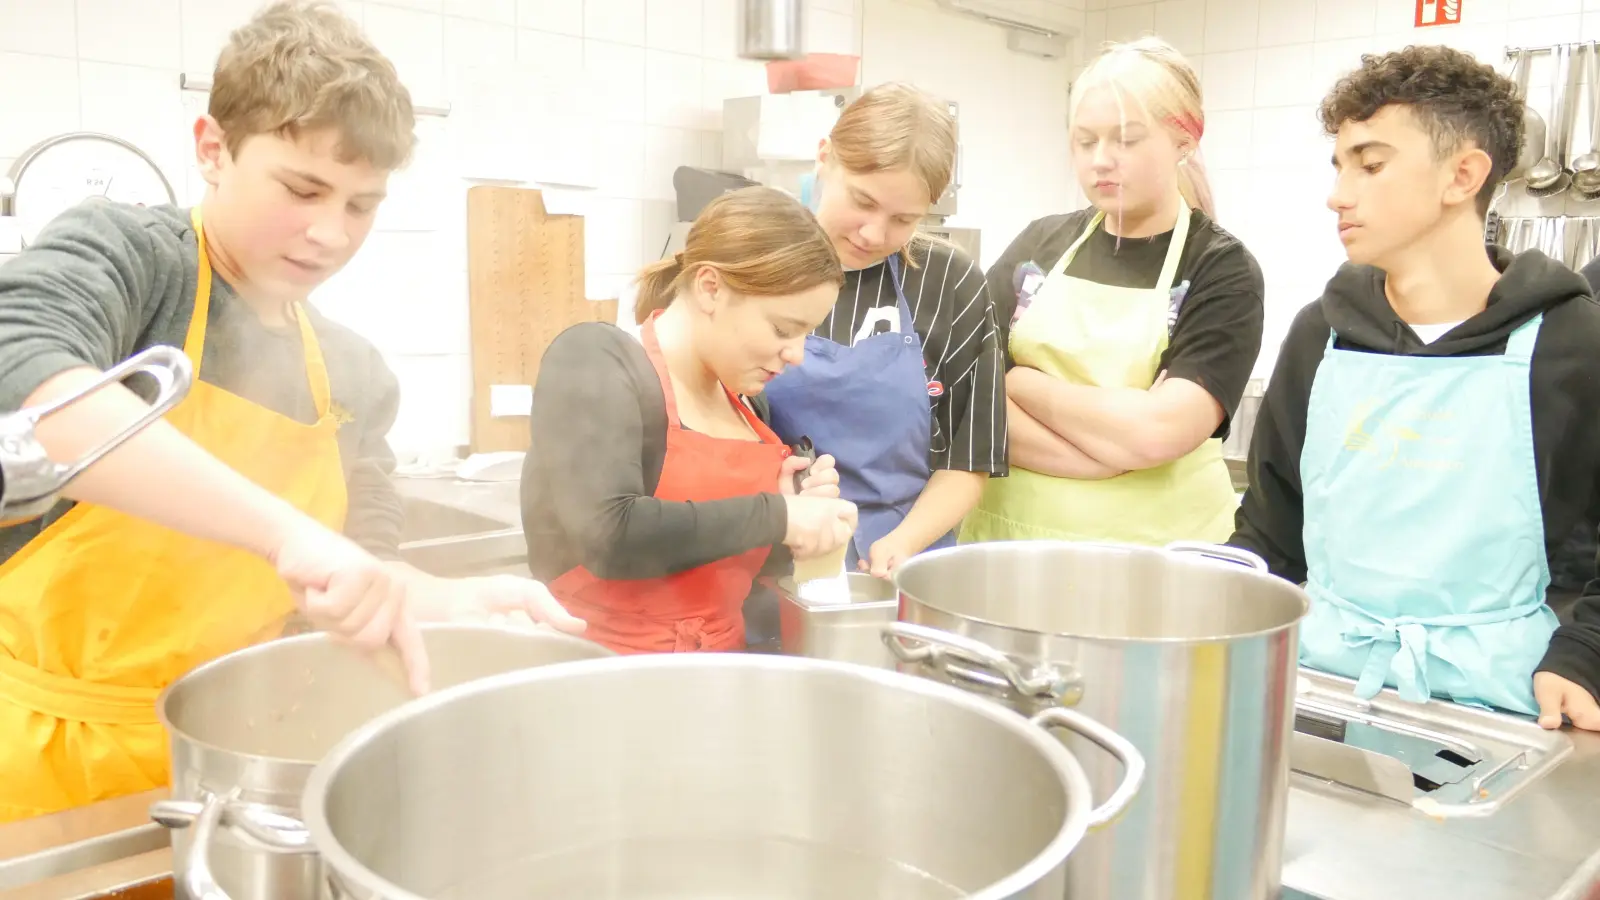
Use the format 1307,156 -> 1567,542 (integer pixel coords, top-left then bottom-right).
763,254 -> 953,567
1299,314 -> 1557,715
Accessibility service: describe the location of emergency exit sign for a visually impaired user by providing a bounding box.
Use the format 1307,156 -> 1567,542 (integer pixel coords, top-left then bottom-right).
1416,0 -> 1461,27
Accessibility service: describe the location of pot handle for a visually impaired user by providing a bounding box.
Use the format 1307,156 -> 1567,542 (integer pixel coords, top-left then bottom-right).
1029,707 -> 1146,829
25,345 -> 194,485
1163,541 -> 1268,572
882,621 -> 1083,704
151,792 -> 315,898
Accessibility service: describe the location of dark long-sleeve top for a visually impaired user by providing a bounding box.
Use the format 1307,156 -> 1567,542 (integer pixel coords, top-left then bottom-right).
520,322 -> 791,582
0,200 -> 403,561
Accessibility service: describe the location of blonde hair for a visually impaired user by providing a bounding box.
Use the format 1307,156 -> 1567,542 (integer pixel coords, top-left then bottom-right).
1072,37 -> 1215,218
634,187 -> 844,324
825,82 -> 958,267
211,0 -> 416,169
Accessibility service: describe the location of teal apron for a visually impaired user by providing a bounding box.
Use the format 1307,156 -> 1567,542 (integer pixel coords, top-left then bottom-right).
1299,314 -> 1557,715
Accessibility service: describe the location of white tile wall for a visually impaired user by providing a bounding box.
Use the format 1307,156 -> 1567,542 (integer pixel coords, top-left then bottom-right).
860,0 -> 1083,267
0,0 -> 819,455
1077,0 -> 1600,375
2,0 -> 1091,455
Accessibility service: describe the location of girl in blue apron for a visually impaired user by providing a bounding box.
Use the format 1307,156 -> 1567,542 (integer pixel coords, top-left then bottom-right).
764,83 -> 1009,578
1230,45 -> 1600,732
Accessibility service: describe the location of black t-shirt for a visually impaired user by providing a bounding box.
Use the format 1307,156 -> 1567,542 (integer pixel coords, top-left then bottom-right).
813,241 -> 1009,476
985,208 -> 1265,437
519,323 -> 791,583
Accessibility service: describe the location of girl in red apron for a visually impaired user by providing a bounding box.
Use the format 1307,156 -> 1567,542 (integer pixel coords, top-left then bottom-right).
520,187 -> 859,654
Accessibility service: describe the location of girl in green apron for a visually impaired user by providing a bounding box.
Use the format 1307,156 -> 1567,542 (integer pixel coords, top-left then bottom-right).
963,38 -> 1264,546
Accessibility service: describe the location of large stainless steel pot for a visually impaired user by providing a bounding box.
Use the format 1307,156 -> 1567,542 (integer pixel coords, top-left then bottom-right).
886,541 -> 1309,899
149,625 -> 612,900
255,654 -> 1144,899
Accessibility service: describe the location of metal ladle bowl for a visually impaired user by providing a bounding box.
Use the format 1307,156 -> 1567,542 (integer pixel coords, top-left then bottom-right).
1527,44 -> 1574,196
1510,49 -> 1546,182
1571,44 -> 1600,196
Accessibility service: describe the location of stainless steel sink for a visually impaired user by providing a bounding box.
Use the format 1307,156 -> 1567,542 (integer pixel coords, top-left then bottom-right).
1291,668 -> 1572,816
0,791 -> 168,891
1283,670 -> 1600,900
400,496 -> 510,543
396,491 -> 526,578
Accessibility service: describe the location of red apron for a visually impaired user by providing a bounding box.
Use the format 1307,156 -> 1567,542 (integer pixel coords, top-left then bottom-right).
548,312 -> 791,654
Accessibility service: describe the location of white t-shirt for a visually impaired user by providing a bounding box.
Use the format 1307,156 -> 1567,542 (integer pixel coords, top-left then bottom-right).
1409,321 -> 1461,344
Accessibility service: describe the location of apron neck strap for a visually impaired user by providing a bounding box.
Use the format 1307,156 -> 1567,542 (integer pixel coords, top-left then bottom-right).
1056,197 -> 1193,288
184,208 -> 212,374
188,207 -> 334,420
884,253 -> 915,326
1156,200 -> 1193,290
1503,313 -> 1543,362
640,312 -> 682,425
640,311 -> 769,434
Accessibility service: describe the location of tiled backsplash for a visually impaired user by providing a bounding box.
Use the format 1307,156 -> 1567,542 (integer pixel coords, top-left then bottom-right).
40,0 -> 1565,447
861,0 -> 1085,266
0,0 -> 859,455
1082,0 -> 1600,376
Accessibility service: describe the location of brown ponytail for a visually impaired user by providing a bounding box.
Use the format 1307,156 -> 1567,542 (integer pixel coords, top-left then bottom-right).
634,187 -> 842,324
633,255 -> 685,323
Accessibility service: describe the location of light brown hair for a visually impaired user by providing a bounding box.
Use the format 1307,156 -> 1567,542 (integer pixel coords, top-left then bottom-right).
210,0 -> 416,169
1073,37 -> 1216,218
826,82 -> 958,266
634,186 -> 843,324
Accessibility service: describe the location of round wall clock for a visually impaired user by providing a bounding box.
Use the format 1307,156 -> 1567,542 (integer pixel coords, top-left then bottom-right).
3,132 -> 178,247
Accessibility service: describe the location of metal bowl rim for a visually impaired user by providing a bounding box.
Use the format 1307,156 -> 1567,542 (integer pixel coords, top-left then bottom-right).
894,540 -> 1311,645
299,652 -> 1097,900
156,624 -> 607,769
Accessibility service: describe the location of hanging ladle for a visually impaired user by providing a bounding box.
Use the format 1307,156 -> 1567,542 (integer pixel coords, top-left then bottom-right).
1528,43 -> 1574,196
1508,49 -> 1545,182
1572,44 -> 1600,197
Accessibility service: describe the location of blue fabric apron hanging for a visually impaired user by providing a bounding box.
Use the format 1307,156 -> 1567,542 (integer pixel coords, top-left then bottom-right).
763,253 -> 951,568
1298,314 -> 1557,715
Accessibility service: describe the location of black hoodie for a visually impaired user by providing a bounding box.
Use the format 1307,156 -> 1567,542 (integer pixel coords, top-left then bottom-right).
1231,247 -> 1600,701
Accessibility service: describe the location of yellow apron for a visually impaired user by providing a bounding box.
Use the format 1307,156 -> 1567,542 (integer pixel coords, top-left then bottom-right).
962,201 -> 1237,546
0,208 -> 348,822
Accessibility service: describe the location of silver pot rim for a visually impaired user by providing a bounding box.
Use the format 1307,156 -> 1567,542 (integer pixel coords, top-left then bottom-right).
156,623 -> 603,767
300,652 -> 1097,900
894,540 -> 1310,646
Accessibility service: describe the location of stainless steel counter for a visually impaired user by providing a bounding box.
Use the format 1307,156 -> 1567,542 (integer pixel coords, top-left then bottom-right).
1283,714 -> 1600,900
395,477 -> 529,578
0,789 -> 168,895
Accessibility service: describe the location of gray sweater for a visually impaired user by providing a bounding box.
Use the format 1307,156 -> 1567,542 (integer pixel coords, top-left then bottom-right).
0,200 -> 403,562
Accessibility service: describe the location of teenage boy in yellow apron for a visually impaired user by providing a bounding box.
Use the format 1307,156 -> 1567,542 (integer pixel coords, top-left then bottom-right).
0,0 -> 581,822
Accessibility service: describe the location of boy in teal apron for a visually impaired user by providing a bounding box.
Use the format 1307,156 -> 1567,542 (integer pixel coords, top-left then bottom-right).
1230,45 -> 1600,732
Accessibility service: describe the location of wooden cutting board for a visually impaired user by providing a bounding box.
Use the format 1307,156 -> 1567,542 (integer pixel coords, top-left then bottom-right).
465,186 -> 618,453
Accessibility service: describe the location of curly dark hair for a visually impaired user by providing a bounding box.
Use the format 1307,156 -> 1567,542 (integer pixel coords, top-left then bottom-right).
1317,44 -> 1523,216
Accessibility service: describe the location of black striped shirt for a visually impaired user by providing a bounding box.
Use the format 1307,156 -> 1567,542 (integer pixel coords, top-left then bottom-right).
814,240 -> 1009,476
